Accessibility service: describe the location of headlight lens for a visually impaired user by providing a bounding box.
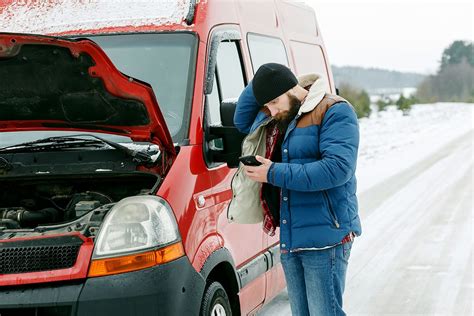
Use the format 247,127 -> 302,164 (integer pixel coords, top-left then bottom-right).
94,196 -> 180,257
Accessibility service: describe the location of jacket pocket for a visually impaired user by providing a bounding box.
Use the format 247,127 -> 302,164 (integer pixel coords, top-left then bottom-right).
322,190 -> 340,228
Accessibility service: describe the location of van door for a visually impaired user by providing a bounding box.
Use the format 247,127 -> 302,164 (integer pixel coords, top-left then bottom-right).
245,32 -> 291,303
203,26 -> 267,312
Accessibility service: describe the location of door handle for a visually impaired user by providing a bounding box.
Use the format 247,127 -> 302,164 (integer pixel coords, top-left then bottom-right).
197,195 -> 206,208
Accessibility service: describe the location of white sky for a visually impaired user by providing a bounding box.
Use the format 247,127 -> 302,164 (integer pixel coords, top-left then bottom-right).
303,0 -> 473,74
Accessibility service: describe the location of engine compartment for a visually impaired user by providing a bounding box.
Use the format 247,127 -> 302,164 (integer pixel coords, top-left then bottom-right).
0,173 -> 160,232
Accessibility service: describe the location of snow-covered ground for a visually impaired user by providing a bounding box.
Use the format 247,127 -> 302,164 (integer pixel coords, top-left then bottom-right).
357,103 -> 473,192
259,103 -> 473,315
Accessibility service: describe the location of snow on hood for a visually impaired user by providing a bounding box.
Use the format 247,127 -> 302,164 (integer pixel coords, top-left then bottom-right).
0,0 -> 191,34
119,143 -> 161,162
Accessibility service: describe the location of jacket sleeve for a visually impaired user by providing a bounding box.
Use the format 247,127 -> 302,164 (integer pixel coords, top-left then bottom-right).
267,102 -> 359,191
233,81 -> 261,134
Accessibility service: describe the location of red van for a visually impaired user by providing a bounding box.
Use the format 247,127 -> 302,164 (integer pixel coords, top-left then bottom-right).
0,0 -> 336,315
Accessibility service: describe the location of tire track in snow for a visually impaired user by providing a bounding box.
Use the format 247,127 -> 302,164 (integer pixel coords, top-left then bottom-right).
357,130 -> 473,220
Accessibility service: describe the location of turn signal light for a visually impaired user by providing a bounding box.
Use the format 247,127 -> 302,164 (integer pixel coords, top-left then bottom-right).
88,242 -> 185,277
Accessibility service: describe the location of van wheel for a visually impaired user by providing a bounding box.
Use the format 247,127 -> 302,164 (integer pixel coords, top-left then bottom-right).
200,281 -> 232,316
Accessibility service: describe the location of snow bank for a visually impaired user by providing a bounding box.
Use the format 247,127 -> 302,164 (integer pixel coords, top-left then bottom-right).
357,103 -> 473,193
0,0 -> 191,34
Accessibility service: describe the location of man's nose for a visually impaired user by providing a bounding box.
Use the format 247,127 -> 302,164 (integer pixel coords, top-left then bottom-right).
268,106 -> 279,117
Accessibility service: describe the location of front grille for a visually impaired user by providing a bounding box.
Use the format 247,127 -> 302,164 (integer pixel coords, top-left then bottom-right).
0,306 -> 72,316
0,235 -> 82,274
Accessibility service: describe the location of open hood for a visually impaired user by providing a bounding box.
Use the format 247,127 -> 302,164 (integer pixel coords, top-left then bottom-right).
0,33 -> 175,155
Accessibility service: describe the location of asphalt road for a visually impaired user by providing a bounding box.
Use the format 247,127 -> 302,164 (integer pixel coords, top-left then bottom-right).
259,131 -> 473,315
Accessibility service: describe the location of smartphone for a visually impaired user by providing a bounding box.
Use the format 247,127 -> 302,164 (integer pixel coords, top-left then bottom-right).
238,155 -> 262,166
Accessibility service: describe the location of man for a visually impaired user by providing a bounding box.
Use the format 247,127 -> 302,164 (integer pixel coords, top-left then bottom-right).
232,63 -> 361,316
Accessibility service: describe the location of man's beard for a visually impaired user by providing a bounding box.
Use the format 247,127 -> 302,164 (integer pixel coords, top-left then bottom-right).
275,94 -> 301,133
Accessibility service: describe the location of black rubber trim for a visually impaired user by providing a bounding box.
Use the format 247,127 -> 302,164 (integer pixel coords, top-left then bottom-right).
268,243 -> 281,266
200,245 -> 282,291
236,243 -> 281,289
77,256 -> 205,316
237,253 -> 268,288
185,0 -> 197,25
199,248 -> 241,289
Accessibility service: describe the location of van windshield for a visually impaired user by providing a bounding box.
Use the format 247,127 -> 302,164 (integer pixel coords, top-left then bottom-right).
87,32 -> 198,143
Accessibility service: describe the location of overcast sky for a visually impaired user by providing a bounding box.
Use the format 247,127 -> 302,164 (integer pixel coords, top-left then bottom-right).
303,0 -> 473,74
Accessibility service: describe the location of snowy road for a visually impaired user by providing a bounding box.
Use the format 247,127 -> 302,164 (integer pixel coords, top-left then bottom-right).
259,103 -> 473,315
346,130 -> 472,315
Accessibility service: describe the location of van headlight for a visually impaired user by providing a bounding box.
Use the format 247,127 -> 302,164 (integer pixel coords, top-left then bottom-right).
94,195 -> 180,258
88,196 -> 184,277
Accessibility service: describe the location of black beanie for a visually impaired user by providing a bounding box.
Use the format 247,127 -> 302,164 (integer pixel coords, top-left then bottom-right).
252,63 -> 298,106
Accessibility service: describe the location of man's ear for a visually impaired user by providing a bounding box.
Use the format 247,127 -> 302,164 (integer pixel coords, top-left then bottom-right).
286,88 -> 297,97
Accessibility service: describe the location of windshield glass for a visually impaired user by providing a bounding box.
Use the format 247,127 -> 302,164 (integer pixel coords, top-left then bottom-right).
87,32 -> 198,143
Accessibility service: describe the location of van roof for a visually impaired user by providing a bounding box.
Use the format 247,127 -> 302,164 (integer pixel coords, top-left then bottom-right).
0,0 -> 319,39
0,0 -> 194,35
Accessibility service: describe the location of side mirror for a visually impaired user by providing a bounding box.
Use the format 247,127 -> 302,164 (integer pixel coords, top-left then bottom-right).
220,99 -> 238,127
208,99 -> 246,168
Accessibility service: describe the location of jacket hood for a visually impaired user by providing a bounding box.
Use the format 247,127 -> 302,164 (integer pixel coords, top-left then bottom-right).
0,33 -> 175,155
297,73 -> 327,115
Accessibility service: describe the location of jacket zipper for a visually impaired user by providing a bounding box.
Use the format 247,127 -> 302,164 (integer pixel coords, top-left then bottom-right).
322,190 -> 340,228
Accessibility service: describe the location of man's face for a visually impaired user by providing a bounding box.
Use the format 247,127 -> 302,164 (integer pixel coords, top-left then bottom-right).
265,92 -> 301,122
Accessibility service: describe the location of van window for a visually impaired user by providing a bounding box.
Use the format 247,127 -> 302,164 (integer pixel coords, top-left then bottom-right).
216,41 -> 246,102
247,33 -> 289,72
208,75 -> 221,125
205,38 -> 246,162
290,41 -> 331,92
208,41 -> 246,126
87,32 -> 198,144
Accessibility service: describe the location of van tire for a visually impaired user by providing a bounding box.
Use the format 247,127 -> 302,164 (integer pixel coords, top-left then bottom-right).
200,281 -> 232,316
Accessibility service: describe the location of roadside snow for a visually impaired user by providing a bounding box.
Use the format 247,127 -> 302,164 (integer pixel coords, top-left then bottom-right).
356,103 -> 473,193
0,0 -> 191,34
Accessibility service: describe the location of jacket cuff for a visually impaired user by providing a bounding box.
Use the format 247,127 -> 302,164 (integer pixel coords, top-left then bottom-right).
267,162 -> 284,188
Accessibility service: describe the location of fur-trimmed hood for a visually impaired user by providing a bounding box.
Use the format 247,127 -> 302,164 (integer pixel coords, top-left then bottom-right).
297,73 -> 327,115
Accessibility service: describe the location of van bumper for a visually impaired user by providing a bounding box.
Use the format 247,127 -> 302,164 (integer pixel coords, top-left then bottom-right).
0,256 -> 205,316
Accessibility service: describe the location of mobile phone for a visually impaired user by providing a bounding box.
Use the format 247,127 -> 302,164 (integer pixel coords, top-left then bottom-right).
238,155 -> 262,166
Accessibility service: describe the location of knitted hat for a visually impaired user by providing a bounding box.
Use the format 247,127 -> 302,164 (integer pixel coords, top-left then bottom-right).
252,63 -> 298,106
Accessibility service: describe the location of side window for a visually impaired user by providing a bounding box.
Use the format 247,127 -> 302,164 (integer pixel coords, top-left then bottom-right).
290,41 -> 331,92
208,40 -> 246,127
217,41 -> 246,102
247,33 -> 289,72
207,75 -> 221,125
205,39 -> 246,158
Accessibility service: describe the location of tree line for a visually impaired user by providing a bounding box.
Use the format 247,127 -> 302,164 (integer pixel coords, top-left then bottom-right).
337,40 -> 473,118
416,41 -> 474,103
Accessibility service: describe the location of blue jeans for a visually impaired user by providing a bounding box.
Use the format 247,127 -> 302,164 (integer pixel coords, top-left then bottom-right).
280,241 -> 353,316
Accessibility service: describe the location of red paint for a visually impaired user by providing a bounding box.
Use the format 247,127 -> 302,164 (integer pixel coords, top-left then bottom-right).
191,234 -> 224,272
0,233 -> 93,286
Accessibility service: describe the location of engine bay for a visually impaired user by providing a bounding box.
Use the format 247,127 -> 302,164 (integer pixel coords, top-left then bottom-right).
0,173 -> 160,236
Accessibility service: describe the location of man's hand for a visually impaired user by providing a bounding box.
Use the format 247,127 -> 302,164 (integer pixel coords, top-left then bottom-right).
244,155 -> 273,183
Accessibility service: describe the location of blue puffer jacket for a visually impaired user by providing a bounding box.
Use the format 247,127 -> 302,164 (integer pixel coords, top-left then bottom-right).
234,75 -> 361,251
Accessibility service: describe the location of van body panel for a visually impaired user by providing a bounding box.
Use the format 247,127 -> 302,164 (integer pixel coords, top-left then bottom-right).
0,1 -> 336,314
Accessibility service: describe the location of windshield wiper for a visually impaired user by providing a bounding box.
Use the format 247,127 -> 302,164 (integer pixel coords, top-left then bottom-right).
0,137 -> 105,153
0,135 -> 156,165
